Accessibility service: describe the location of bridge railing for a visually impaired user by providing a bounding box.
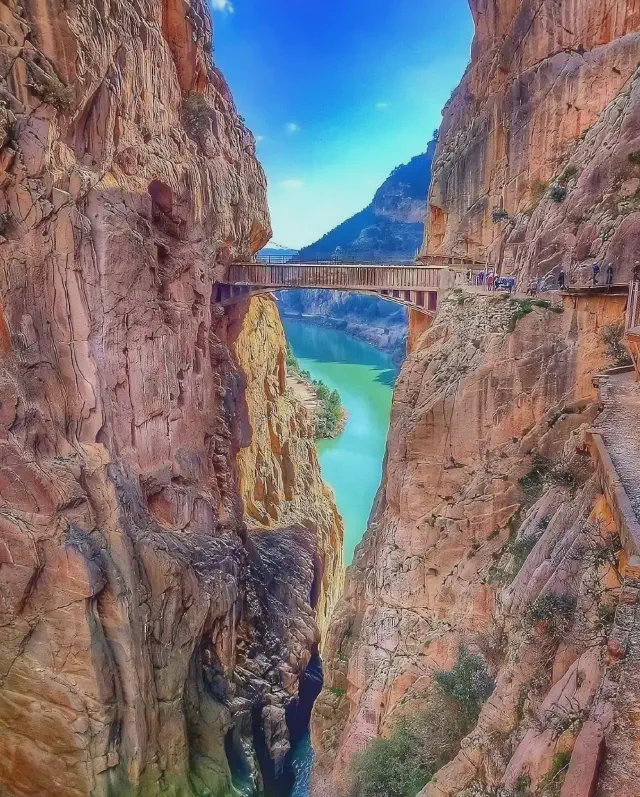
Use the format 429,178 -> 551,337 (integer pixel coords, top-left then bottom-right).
255,254 -> 417,266
227,263 -> 443,290
626,281 -> 640,332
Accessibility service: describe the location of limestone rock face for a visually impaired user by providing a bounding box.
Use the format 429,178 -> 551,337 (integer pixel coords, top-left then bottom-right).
312,290 -> 626,794
0,2 -> 339,795
423,0 -> 640,285
229,295 -> 344,640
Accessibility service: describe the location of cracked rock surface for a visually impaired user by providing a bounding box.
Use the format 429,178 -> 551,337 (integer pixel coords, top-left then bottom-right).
423,0 -> 640,287
0,2 -> 342,795
312,291 -> 626,795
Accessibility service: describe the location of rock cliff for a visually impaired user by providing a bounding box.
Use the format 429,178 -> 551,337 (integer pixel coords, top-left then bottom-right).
228,295 -> 344,640
0,2 -> 341,796
314,2 -> 640,793
423,0 -> 640,287
312,288 -> 634,795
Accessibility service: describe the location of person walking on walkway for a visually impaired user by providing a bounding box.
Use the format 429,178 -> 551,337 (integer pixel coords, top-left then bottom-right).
592,262 -> 601,286
606,263 -> 614,286
487,273 -> 495,291
558,270 -> 566,290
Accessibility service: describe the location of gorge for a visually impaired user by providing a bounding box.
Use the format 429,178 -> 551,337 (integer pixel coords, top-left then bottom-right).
1,2 -> 640,797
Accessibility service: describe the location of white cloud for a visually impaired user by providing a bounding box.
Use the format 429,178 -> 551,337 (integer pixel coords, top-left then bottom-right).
280,179 -> 304,190
375,102 -> 389,110
285,122 -> 301,134
255,135 -> 265,143
211,0 -> 234,12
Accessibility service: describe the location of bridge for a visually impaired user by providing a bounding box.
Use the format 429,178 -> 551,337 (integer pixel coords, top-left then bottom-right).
214,255 -> 488,315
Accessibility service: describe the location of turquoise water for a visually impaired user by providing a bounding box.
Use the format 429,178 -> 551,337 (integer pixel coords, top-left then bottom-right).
289,732 -> 315,796
282,318 -> 397,564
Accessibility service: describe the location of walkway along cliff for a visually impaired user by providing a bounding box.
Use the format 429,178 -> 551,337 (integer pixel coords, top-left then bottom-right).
0,2 -> 342,796
313,3 -> 640,796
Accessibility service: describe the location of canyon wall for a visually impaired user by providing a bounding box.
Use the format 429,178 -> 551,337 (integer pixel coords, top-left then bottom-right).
230,295 -> 344,639
314,2 -> 640,794
0,2 -> 341,796
313,288 -> 632,794
423,0 -> 640,287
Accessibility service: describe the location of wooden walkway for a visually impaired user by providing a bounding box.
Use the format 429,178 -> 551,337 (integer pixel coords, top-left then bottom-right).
214,256 -> 487,315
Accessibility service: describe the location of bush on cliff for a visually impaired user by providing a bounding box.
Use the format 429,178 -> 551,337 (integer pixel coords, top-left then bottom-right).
348,648 -> 495,797
601,323 -> 633,367
286,344 -> 346,438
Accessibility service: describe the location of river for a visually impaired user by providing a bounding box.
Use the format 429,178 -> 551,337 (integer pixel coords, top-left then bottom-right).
282,318 -> 397,565
281,318 -> 398,796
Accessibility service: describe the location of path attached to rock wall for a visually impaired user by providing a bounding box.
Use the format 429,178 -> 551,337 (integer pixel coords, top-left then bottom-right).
595,372 -> 640,524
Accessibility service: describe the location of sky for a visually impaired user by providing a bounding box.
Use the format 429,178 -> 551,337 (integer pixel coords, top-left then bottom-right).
210,0 -> 474,249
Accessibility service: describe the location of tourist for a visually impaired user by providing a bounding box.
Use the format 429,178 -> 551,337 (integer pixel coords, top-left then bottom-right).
487,273 -> 495,291
558,270 -> 566,290
606,264 -> 614,286
592,262 -> 601,285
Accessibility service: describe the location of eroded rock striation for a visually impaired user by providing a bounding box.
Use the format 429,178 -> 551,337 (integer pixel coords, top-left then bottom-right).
229,295 -> 344,640
0,2 -> 341,795
314,2 -> 640,793
424,0 -> 640,286
312,288 -> 635,794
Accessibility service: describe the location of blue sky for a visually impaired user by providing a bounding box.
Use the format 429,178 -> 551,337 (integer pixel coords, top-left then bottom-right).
211,0 -> 473,249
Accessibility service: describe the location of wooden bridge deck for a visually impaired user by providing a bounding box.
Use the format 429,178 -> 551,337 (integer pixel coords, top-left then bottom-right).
215,256 -> 488,315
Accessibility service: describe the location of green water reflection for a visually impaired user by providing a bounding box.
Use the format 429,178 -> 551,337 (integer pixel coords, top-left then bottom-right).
282,318 -> 397,564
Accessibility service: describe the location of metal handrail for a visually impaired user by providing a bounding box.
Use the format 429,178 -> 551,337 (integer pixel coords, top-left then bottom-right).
627,281 -> 640,332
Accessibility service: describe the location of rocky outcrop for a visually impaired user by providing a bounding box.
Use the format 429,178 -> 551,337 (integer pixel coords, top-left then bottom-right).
228,295 -> 344,639
313,3 -> 640,794
423,1 -> 640,286
312,289 -> 629,794
0,2 -> 340,795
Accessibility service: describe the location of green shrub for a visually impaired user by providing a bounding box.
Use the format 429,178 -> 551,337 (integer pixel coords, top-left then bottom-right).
492,207 -> 510,223
525,594 -> 575,636
181,92 -> 214,143
329,687 -> 346,697
349,724 -> 435,797
558,166 -> 578,185
0,212 -> 7,236
434,646 -> 495,726
349,648 -> 494,797
550,185 -> 567,202
538,751 -> 572,796
601,323 -> 632,367
510,535 -> 538,571
28,66 -> 73,112
487,534 -> 539,586
628,151 -> 640,166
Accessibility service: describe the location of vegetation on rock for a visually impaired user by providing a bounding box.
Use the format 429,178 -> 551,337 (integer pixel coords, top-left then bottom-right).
549,185 -> 567,202
348,647 -> 494,797
286,344 -> 346,438
601,323 -> 633,367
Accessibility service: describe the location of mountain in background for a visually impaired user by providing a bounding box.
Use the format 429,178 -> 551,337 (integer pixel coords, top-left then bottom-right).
260,243 -> 299,259
299,138 -> 436,260
262,242 -> 296,252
